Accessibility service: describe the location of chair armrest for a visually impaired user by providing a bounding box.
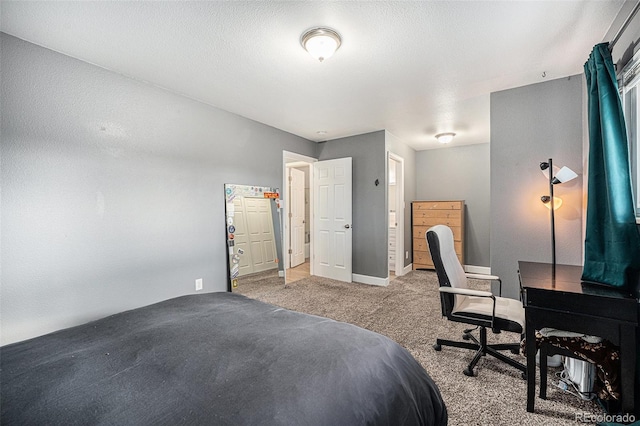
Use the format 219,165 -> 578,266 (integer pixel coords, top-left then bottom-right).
465,273 -> 499,281
465,273 -> 503,296
439,287 -> 497,328
439,287 -> 494,298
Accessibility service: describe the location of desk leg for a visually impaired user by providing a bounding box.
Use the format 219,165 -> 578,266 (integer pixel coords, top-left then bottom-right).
526,315 -> 536,413
621,325 -> 636,415
539,343 -> 547,399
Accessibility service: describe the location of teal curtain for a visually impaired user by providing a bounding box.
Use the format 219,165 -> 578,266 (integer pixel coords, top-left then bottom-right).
583,42 -> 640,291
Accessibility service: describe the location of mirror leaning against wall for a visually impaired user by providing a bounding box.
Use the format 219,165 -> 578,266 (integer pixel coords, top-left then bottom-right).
224,184 -> 284,293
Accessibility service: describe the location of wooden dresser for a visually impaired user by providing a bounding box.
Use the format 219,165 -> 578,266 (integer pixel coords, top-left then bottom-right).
412,200 -> 465,270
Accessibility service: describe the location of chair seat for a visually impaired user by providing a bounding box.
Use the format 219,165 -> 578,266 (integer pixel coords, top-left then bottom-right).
452,295 -> 524,333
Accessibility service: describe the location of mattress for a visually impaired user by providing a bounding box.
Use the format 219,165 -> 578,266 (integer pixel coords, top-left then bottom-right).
1,292 -> 447,425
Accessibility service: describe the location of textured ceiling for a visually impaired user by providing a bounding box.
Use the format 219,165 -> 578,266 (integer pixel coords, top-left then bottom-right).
0,1 -> 625,150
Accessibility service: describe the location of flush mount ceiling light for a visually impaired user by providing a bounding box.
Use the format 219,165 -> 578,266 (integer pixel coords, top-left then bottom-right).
435,132 -> 456,144
301,27 -> 341,62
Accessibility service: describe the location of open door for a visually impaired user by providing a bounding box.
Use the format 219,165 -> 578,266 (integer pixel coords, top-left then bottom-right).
313,157 -> 352,282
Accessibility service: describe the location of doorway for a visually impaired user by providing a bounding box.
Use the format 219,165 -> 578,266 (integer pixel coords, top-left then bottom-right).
283,151 -> 354,284
388,152 -> 405,278
283,151 -> 315,284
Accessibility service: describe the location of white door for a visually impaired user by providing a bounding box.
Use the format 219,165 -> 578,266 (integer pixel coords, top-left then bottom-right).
232,197 -> 254,276
245,197 -> 277,273
313,157 -> 352,282
289,167 -> 306,268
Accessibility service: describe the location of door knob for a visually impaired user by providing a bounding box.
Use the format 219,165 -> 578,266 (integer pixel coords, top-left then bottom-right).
344,224 -> 351,229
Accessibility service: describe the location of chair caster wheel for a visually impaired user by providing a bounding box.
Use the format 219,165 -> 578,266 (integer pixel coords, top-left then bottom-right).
511,348 -> 520,355
463,368 -> 475,377
521,372 -> 527,380
433,344 -> 442,351
462,334 -> 471,340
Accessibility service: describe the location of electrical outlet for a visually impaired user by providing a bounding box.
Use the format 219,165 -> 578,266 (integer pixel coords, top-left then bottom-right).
405,251 -> 409,259
195,278 -> 203,291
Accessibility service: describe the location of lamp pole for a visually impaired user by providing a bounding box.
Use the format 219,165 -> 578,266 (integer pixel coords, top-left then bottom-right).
541,158 -> 577,279
548,158 -> 556,277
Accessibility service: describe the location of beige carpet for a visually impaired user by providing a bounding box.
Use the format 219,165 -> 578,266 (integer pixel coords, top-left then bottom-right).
235,270 -> 604,425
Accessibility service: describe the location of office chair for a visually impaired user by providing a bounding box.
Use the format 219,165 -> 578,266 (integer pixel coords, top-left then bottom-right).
426,225 -> 526,377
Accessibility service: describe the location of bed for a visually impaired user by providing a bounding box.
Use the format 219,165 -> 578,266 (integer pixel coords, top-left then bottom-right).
1,292 -> 447,425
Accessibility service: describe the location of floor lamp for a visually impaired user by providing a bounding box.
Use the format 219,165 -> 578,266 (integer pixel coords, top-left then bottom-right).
539,159 -> 578,276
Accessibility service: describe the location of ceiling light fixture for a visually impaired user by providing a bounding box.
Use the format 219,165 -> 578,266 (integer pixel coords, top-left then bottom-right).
435,132 -> 456,144
301,27 -> 341,62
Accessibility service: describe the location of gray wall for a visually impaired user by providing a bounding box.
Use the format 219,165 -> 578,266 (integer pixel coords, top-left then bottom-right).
1,33 -> 317,345
385,131 -> 416,269
317,131 -> 387,279
415,144 -> 491,268
490,75 -> 583,299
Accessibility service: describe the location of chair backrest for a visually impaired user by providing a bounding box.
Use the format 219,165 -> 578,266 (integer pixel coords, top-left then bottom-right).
426,225 -> 468,316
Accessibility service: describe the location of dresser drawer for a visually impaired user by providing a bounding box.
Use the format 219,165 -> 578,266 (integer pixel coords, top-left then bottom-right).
413,201 -> 462,211
413,225 -> 462,241
413,251 -> 433,267
413,252 -> 463,270
414,238 -> 461,254
414,238 -> 428,252
413,209 -> 461,221
412,216 -> 461,227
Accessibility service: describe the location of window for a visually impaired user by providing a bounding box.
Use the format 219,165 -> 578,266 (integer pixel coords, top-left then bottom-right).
619,49 -> 640,220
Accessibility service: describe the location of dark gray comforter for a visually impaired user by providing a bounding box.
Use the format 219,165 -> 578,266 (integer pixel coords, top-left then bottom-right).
1,292 -> 447,425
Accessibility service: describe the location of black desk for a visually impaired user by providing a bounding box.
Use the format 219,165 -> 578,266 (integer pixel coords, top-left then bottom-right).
519,261 -> 638,414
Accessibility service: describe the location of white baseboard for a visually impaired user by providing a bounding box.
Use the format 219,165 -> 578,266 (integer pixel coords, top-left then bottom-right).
352,274 -> 389,287
463,265 -> 491,275
402,264 -> 413,275
388,264 -> 412,278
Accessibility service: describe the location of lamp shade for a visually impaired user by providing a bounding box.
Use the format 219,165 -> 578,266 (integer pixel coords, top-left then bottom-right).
541,196 -> 563,210
301,28 -> 341,62
552,166 -> 578,184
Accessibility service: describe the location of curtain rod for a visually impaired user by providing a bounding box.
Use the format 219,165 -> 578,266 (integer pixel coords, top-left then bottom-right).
609,1 -> 640,51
